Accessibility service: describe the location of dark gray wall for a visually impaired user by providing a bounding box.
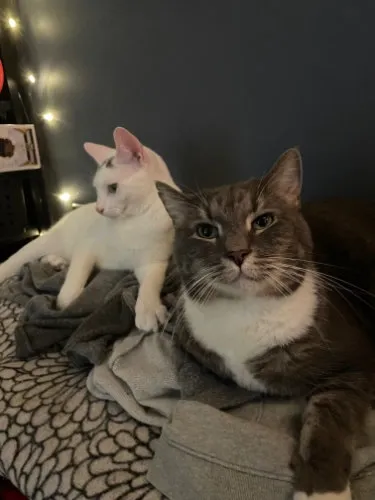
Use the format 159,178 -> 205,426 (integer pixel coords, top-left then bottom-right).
18,0 -> 375,204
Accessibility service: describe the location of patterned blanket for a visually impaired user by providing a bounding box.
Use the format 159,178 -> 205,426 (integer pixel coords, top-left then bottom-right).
0,297 -> 164,500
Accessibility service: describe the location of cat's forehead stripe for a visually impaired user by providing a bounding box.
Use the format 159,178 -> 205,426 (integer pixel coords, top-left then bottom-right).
207,182 -> 258,218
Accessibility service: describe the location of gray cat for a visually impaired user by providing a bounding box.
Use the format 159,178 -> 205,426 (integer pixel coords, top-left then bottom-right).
156,148 -> 375,500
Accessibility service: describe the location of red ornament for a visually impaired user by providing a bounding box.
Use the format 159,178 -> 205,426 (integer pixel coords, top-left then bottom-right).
0,60 -> 4,94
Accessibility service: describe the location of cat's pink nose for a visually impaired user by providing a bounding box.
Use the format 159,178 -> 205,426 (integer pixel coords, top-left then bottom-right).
226,250 -> 249,267
96,206 -> 104,214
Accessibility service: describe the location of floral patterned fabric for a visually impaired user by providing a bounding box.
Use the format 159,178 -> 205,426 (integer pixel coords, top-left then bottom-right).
0,298 -> 164,500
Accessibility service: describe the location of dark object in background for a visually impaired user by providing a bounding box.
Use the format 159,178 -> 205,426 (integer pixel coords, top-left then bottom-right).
0,138 -> 14,157
0,478 -> 28,500
0,43 -> 49,259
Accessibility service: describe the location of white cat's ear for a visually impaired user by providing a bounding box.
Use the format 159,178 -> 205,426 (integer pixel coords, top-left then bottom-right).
156,182 -> 190,226
113,127 -> 144,164
84,142 -> 114,165
262,147 -> 302,206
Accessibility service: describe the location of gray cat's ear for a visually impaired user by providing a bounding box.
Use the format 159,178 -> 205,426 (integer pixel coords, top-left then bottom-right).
262,147 -> 302,206
156,182 -> 189,226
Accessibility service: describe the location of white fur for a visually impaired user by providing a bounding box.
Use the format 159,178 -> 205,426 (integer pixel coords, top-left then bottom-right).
184,271 -> 317,391
293,486 -> 351,500
0,130 -> 177,332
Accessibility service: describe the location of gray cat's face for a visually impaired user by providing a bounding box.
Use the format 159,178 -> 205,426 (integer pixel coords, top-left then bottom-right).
157,149 -> 313,300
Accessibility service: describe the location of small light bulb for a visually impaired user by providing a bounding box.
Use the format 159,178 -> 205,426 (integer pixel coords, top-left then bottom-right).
8,18 -> 17,29
27,73 -> 36,84
58,192 -> 71,202
42,112 -> 54,122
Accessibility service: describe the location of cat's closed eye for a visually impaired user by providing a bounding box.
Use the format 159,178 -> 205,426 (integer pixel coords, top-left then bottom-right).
252,213 -> 275,231
108,183 -> 118,194
195,223 -> 219,239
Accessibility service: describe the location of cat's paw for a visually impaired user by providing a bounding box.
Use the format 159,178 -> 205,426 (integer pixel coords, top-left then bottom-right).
41,254 -> 68,271
56,287 -> 82,310
135,299 -> 167,332
293,487 -> 351,500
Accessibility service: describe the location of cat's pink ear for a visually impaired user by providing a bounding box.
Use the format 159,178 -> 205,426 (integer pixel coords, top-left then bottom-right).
84,142 -> 114,165
113,127 -> 144,164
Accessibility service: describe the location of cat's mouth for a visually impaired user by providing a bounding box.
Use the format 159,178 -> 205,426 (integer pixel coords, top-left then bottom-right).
236,271 -> 264,283
102,207 -> 125,219
225,268 -> 264,284
103,213 -> 120,219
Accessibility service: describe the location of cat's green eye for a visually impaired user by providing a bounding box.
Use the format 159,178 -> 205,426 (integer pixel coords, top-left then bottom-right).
195,223 -> 219,239
108,183 -> 118,194
252,213 -> 274,231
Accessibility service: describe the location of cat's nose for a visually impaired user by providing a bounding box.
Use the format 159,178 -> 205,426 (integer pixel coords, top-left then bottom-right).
226,250 -> 249,267
96,206 -> 104,214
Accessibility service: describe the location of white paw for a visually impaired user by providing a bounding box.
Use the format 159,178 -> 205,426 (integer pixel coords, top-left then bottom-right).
135,299 -> 167,332
294,486 -> 351,500
41,254 -> 68,271
56,287 -> 82,310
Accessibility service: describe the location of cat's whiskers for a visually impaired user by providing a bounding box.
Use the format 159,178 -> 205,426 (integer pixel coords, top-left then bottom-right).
261,254 -> 347,270
273,262 -> 375,310
163,267 -> 221,342
263,271 -> 289,299
188,271 -> 221,304
199,276 -> 220,306
262,256 -> 375,300
264,262 -> 374,325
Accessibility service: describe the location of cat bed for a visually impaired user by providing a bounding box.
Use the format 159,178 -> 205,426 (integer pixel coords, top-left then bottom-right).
0,261 -> 253,500
0,295 -> 164,500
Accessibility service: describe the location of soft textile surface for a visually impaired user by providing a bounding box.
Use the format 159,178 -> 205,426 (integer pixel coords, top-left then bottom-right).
0,261 -> 178,366
0,294 -> 165,500
149,401 -> 375,500
2,261 -> 253,427
87,327 -> 253,427
3,262 -> 375,499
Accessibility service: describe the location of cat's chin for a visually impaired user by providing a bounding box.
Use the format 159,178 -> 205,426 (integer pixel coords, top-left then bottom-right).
215,275 -> 267,298
101,210 -> 124,219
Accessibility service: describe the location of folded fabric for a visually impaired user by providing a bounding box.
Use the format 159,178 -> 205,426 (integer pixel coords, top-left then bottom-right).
87,321 -> 255,426
148,400 -> 375,500
0,259 -> 177,366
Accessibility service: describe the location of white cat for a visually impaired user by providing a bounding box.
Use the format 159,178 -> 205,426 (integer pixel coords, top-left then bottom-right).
0,126 -> 178,332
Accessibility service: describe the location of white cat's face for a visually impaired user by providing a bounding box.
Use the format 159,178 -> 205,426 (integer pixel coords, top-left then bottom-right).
84,127 -> 154,219
92,154 -> 152,218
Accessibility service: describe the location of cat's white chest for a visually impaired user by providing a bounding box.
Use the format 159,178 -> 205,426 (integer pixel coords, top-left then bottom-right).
96,218 -> 150,268
183,275 -> 317,391
83,205 -> 172,270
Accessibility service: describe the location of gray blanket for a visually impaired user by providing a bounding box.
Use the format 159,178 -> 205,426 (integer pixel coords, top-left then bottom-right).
0,260 -> 176,365
2,260 -> 254,426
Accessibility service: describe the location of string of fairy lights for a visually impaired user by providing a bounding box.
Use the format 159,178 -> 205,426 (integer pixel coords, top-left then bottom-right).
7,15 -> 56,124
5,14 -> 73,205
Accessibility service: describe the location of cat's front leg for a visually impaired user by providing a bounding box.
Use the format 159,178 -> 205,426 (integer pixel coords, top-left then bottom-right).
293,373 -> 370,500
134,261 -> 168,332
57,249 -> 95,309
